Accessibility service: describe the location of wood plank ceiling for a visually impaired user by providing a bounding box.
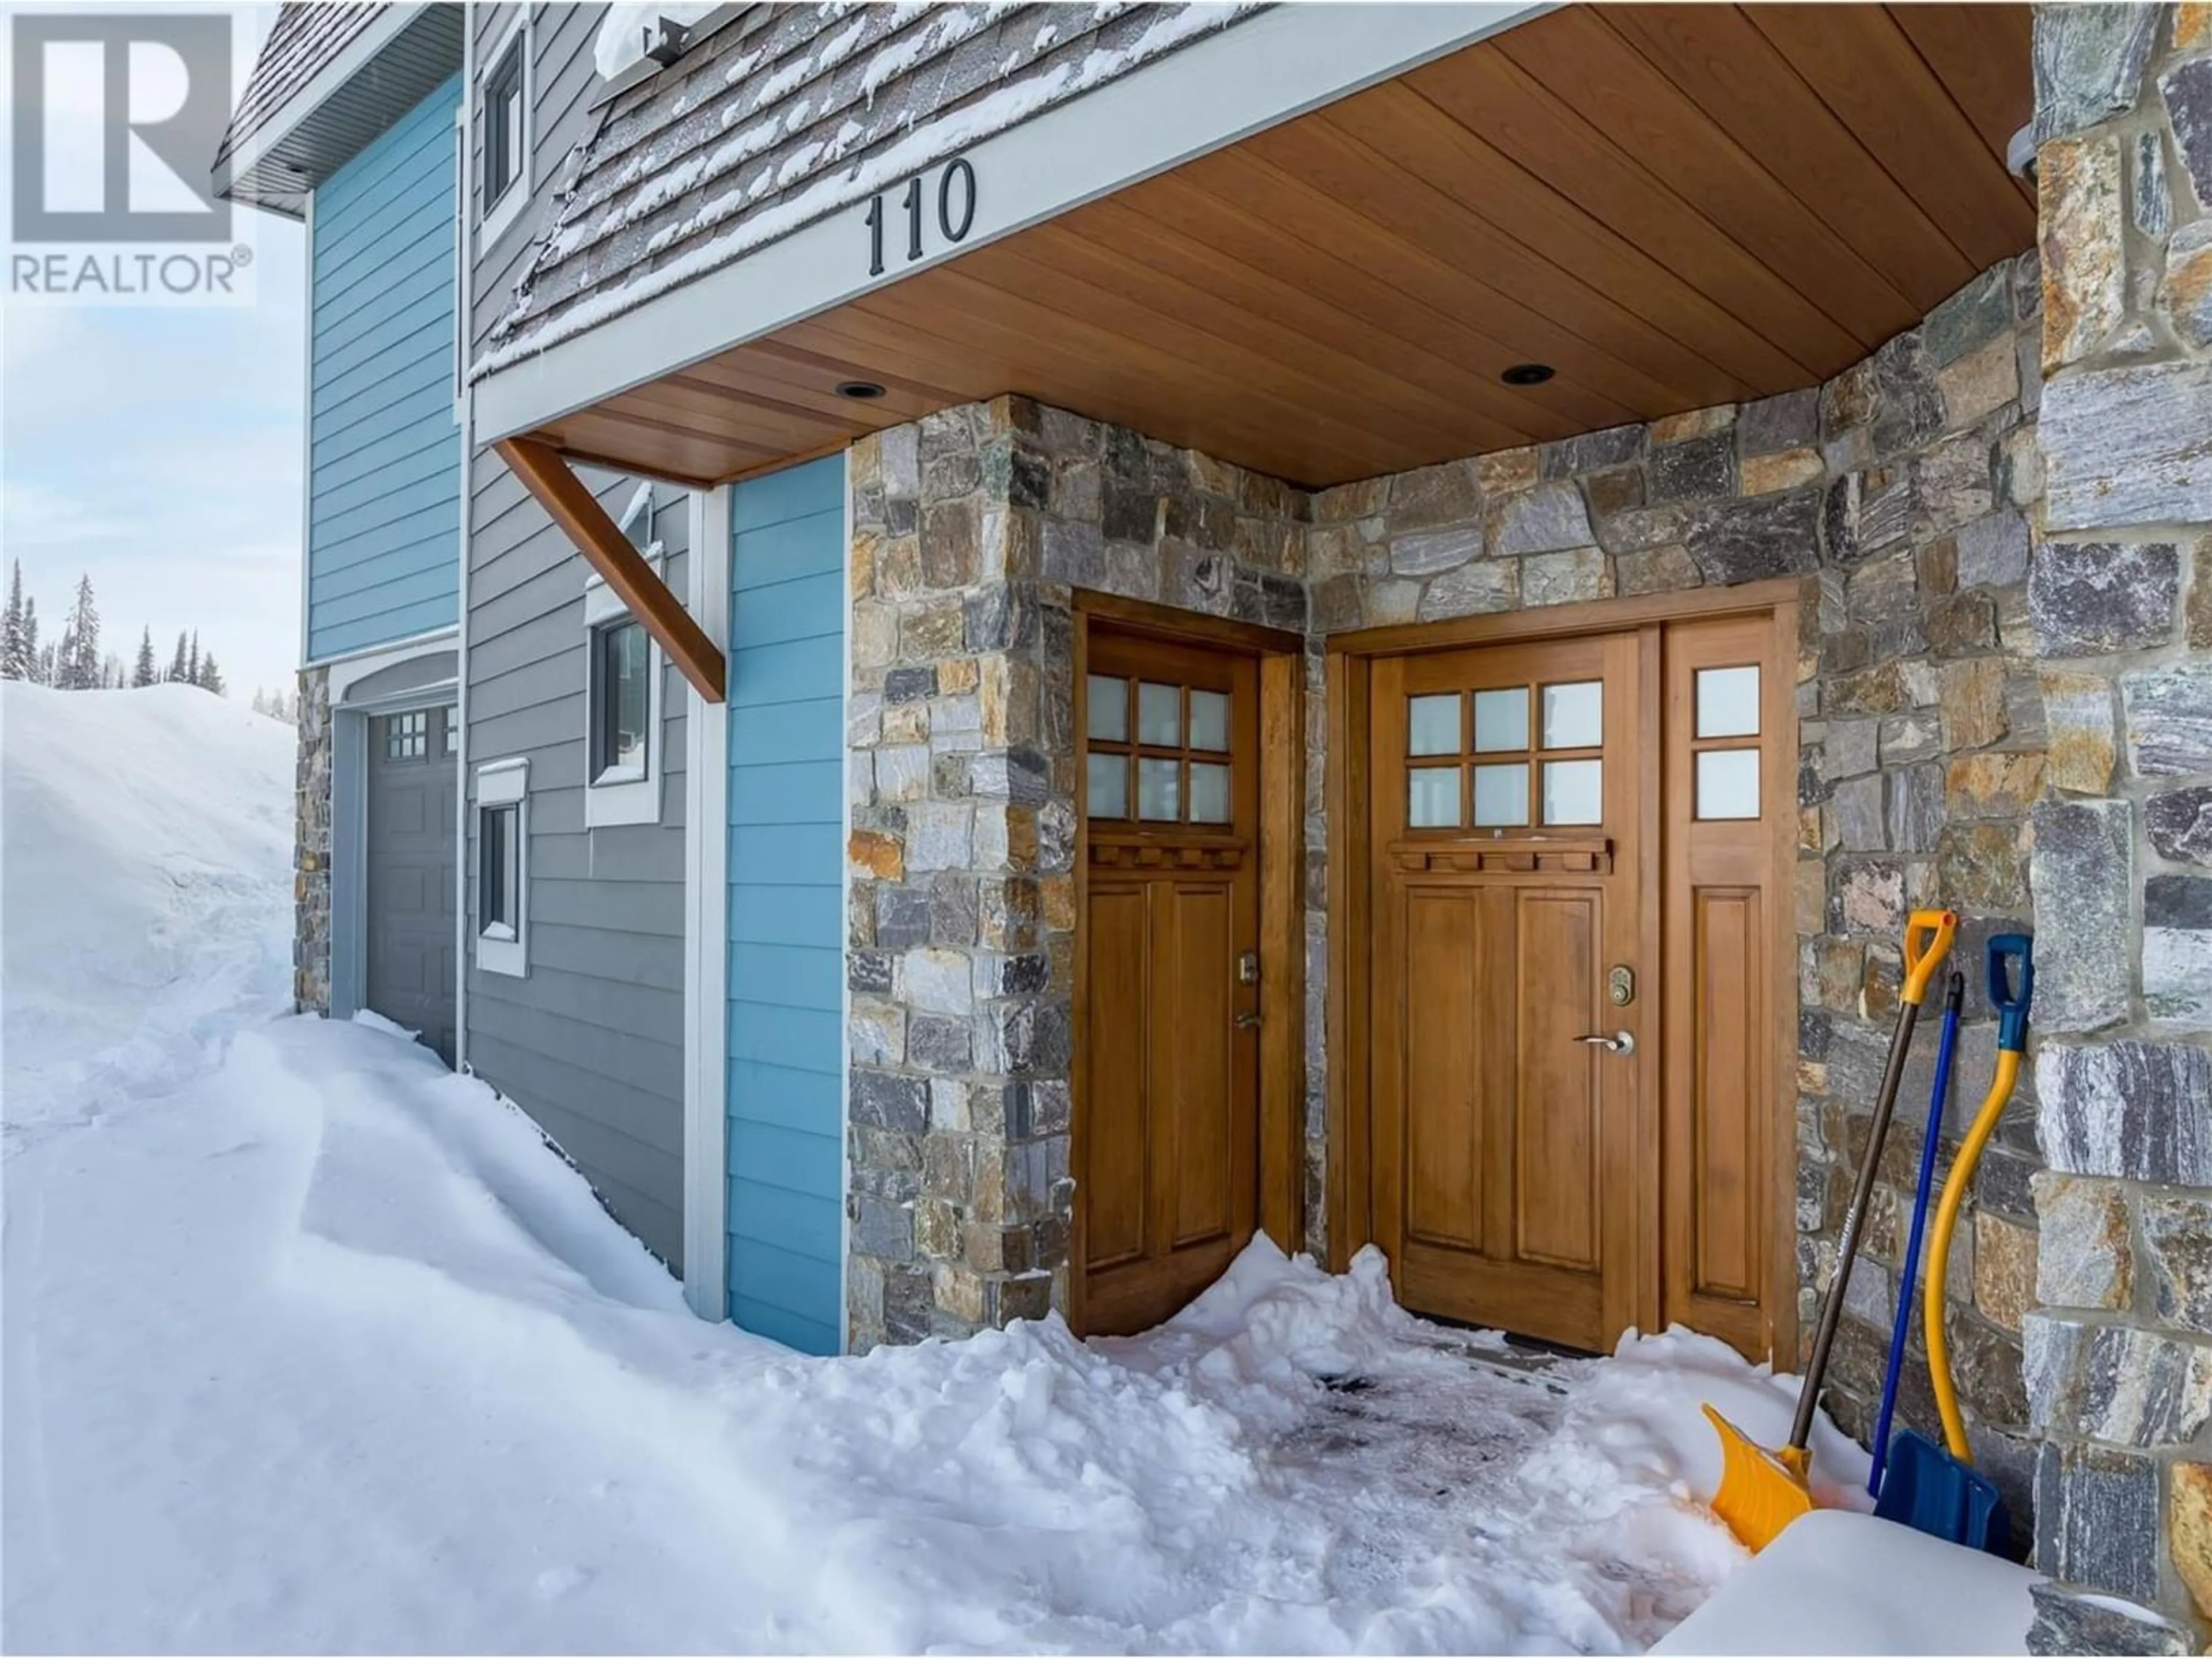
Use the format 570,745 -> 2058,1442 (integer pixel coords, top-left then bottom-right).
534,3 -> 2035,493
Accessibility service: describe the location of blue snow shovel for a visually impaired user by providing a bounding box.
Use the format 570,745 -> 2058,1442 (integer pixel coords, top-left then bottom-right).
1866,969 -> 1964,1502
1873,935 -> 2034,1556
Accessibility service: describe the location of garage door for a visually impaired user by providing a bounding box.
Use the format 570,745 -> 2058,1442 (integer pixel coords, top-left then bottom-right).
367,704 -> 457,1064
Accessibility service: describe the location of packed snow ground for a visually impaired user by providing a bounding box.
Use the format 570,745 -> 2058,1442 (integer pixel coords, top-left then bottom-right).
5,683 -> 1990,1653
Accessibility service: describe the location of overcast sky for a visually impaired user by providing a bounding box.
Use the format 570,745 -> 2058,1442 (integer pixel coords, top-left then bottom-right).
3,5 -> 304,703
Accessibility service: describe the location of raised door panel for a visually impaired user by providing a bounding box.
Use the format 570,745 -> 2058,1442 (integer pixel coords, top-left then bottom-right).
1161,880 -> 1237,1249
1083,882 -> 1150,1270
1694,885 -> 1761,1302
1516,889 -> 1601,1272
1402,884 -> 1486,1251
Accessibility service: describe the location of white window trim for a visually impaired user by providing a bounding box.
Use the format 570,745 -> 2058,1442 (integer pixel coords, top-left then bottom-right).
582,506 -> 666,828
476,7 -> 532,252
475,757 -> 529,977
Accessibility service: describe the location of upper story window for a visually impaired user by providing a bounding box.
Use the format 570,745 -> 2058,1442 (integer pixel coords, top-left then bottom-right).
582,480 -> 667,828
479,12 -> 531,247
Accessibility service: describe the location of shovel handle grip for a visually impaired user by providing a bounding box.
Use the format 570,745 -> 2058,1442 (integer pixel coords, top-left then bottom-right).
1900,909 -> 1959,1006
1987,933 -> 2034,1052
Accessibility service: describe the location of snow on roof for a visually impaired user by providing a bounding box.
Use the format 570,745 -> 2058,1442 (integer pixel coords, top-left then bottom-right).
475,3 -> 1257,382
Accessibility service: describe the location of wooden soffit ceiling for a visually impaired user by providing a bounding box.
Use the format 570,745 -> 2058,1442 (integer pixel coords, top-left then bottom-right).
535,3 -> 2036,493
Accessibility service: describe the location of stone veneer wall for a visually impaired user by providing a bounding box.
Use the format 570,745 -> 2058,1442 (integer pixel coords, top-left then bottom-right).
843,401 -> 1305,1346
836,13 -> 2212,1633
293,664 -> 332,1016
1305,250 -> 2057,1540
2016,6 -> 2212,1650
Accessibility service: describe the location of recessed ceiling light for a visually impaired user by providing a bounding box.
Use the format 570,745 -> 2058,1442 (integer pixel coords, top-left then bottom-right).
1501,363 -> 1555,387
835,380 -> 887,400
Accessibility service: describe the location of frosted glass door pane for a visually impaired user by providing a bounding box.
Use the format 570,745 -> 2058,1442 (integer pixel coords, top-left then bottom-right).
1086,675 -> 1127,741
1408,767 -> 1460,827
1696,749 -> 1762,819
1473,763 -> 1529,826
1473,687 -> 1529,752
1086,754 -> 1127,818
1408,694 -> 1460,756
1541,681 -> 1603,748
1137,758 -> 1180,821
1188,689 -> 1230,752
1542,759 -> 1603,824
1138,682 -> 1182,746
1696,666 -> 1761,738
1188,762 -> 1230,823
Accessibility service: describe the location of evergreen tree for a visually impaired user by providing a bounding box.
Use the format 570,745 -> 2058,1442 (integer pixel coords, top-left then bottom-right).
2,562 -> 25,680
36,641 -> 56,686
59,574 -> 99,690
167,631 -> 189,684
133,627 -> 157,688
21,597 -> 39,683
197,652 -> 225,697
101,650 -> 124,690
185,630 -> 199,688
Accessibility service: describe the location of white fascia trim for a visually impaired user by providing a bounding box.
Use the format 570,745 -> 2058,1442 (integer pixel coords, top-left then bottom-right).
475,8 -> 535,255
215,3 -> 425,199
326,630 -> 462,703
681,485 -> 732,1322
474,1 -> 1551,444
582,546 -> 667,828
307,622 -> 461,678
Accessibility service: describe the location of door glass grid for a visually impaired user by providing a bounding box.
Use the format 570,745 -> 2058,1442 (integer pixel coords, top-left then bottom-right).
1691,664 -> 1763,820
1404,678 -> 1603,828
384,710 -> 428,760
1085,674 -> 1234,825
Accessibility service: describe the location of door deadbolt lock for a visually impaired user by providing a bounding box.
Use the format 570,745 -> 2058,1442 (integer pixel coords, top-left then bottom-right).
1237,950 -> 1260,986
1608,964 -> 1635,1007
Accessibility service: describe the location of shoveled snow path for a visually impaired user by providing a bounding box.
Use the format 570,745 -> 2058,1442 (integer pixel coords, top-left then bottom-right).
3,681 -> 1886,1653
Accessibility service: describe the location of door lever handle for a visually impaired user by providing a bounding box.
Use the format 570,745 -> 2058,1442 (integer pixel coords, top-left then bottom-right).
1575,1030 -> 1635,1056
1234,1012 -> 1262,1030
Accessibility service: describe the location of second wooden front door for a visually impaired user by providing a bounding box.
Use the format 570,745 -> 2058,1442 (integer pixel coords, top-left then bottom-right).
1078,628 -> 1262,1335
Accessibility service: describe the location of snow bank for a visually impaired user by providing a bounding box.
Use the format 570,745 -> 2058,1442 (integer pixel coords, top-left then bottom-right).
3,677 -> 2011,1654
2,683 -> 291,1129
1652,1509 -> 2038,1654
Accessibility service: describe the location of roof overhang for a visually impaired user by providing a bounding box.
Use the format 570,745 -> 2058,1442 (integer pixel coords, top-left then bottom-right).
214,3 -> 464,219
473,0 -> 1549,456
482,2 -> 2034,494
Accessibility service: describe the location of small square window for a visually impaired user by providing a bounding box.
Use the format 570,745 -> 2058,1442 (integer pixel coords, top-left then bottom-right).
1188,690 -> 1230,753
1696,749 -> 1762,820
441,707 -> 459,757
1695,665 -> 1762,738
1086,676 -> 1127,743
1409,766 -> 1461,828
1473,763 -> 1529,827
1137,757 -> 1180,821
1188,762 -> 1231,823
1408,694 -> 1460,756
482,36 -> 526,212
590,618 -> 651,784
1541,759 -> 1603,825
1086,753 -> 1128,819
1137,682 -> 1181,747
385,710 -> 427,760
1541,681 -> 1603,749
1473,687 -> 1529,753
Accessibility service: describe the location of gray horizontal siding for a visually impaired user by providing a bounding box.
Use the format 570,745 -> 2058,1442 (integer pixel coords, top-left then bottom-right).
465,452 -> 694,1274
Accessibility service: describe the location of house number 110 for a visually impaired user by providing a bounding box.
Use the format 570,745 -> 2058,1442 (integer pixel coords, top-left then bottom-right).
864,158 -> 977,278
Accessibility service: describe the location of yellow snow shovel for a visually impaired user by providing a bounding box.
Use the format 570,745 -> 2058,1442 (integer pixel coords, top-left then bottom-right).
1704,907 -> 1957,1552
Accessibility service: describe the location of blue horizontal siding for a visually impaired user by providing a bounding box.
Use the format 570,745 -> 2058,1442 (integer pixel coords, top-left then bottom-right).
306,75 -> 460,664
727,457 -> 846,1355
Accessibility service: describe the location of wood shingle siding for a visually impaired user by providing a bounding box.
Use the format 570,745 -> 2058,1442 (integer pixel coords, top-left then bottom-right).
479,2 -> 1259,372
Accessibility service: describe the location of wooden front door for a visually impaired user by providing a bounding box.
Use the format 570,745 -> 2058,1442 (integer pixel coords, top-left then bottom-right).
1078,628 -> 1262,1335
1362,614 -> 1787,1357
1368,634 -> 1645,1350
